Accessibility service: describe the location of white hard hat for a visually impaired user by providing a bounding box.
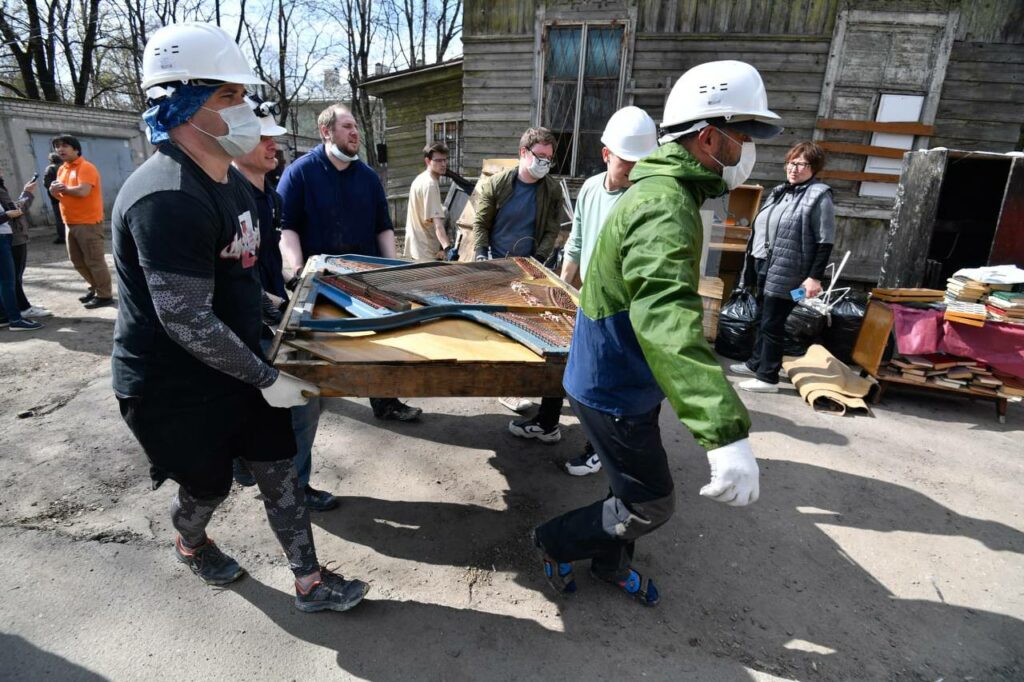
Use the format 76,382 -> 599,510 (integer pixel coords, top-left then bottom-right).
142,23 -> 264,91
660,60 -> 782,143
245,95 -> 288,136
601,106 -> 658,162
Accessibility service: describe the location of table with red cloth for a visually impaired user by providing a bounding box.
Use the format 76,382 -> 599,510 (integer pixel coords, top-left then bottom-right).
890,305 -> 1024,380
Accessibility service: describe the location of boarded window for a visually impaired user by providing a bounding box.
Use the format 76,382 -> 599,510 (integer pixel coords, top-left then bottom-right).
542,24 -> 624,178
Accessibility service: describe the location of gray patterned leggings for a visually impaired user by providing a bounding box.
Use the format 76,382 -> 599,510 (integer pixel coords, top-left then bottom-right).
170,459 -> 319,577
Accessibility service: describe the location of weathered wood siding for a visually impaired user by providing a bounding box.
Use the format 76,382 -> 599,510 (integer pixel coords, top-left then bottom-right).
462,35 -> 536,173
364,63 -> 463,232
628,36 -> 830,188
932,43 -> 1024,151
461,0 -> 1024,282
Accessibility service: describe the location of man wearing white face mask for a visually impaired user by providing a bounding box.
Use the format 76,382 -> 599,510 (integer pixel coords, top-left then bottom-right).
112,23 -> 369,614
532,61 -> 781,607
471,127 -> 565,263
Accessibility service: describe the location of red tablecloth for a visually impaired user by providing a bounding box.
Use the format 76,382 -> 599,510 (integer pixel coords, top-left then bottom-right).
890,304 -> 1024,379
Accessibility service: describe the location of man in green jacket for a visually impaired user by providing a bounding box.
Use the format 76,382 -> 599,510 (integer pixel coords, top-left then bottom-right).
471,127 -> 565,263
533,60 -> 782,606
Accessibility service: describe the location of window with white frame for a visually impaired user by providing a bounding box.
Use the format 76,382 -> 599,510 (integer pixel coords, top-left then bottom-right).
426,112 -> 463,183
541,23 -> 625,178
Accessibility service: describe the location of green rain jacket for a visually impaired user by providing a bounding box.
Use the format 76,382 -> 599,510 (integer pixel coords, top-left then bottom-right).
562,143 -> 751,450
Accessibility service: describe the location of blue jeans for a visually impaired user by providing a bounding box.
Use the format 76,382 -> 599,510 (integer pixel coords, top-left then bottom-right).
290,397 -> 322,488
259,338 -> 321,488
0,234 -> 23,323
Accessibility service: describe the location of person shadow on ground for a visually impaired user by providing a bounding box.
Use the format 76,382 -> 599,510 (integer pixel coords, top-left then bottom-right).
228,402 -> 1024,681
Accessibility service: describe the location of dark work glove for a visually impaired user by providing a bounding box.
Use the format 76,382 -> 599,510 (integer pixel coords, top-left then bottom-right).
445,245 -> 459,262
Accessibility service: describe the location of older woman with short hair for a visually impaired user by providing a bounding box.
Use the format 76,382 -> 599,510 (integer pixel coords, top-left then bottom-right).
731,141 -> 835,392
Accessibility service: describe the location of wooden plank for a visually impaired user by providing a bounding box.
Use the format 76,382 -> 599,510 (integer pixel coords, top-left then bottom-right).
879,149 -> 948,287
946,41 -> 1024,64
818,141 -> 907,159
280,360 -> 566,398
817,170 -> 900,183
816,119 -> 935,135
852,300 -> 893,376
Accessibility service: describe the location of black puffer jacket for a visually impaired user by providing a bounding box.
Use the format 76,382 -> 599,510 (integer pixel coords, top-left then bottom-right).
752,179 -> 835,299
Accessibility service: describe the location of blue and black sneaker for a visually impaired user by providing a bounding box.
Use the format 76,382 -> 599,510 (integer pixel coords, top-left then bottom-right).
532,531 -> 576,595
592,567 -> 659,607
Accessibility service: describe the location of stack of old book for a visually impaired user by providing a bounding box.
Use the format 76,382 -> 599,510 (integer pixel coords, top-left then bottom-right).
945,276 -> 989,303
944,275 -> 989,326
984,290 -> 1024,324
885,353 -> 1003,394
995,373 -> 1024,399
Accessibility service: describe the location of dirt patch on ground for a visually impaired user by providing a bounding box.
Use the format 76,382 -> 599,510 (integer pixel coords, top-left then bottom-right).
1,229 -> 1022,680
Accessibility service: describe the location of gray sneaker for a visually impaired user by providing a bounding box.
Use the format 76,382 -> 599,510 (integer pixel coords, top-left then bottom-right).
174,536 -> 244,585
729,362 -> 755,376
564,451 -> 602,476
295,567 -> 370,613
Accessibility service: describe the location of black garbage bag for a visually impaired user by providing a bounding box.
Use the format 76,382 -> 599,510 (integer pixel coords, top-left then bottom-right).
784,302 -> 827,357
821,295 -> 867,364
715,289 -> 760,360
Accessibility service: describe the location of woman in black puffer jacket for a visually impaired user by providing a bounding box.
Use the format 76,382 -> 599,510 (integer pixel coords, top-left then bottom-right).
730,141 -> 835,392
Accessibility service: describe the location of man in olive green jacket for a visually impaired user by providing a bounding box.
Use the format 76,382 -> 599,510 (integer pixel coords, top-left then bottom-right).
471,127 -> 564,262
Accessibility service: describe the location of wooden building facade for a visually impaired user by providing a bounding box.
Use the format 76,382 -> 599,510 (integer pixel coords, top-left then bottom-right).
362,60 -> 465,229
460,0 -> 1024,282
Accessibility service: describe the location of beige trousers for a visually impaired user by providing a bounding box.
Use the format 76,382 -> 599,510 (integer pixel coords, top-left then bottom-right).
67,223 -> 112,298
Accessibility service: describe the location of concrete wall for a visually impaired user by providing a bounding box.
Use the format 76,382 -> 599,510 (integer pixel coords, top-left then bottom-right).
0,97 -> 152,226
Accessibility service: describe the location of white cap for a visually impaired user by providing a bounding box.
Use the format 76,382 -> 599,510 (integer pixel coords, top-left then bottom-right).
601,106 -> 658,161
660,60 -> 782,143
143,23 -> 264,91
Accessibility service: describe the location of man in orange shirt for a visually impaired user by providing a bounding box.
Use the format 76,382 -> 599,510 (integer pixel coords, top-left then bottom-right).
49,134 -> 113,308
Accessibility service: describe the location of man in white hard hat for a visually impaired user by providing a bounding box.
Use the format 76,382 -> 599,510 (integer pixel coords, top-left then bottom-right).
507,107 -> 659,469
533,61 -> 780,606
112,22 -> 368,613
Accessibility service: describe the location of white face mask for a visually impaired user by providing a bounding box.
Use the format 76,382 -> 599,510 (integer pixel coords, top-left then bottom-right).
328,142 -> 359,163
526,152 -> 551,180
710,129 -> 756,190
191,103 -> 261,157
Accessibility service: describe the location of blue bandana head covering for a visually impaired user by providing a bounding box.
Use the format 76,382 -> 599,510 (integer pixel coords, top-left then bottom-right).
142,83 -> 220,144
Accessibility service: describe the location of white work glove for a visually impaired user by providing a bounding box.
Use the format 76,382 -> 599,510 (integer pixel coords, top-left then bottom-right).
260,371 -> 320,408
699,437 -> 760,506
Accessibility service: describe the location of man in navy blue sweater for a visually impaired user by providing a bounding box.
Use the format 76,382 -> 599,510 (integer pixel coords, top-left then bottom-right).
277,104 -> 424,506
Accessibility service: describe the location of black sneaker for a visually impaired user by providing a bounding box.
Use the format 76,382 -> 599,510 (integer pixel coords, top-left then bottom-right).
83,296 -> 115,309
78,290 -> 96,303
295,566 -> 370,613
372,399 -> 422,422
174,535 -> 244,585
9,319 -> 43,332
305,485 -> 339,512
508,417 -> 561,444
564,450 -> 602,476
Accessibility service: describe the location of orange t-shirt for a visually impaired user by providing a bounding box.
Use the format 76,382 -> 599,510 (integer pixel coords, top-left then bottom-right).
56,156 -> 104,224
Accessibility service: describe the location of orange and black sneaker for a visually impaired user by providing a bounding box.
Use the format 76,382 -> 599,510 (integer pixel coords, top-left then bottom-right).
174,535 -> 244,586
295,566 -> 369,613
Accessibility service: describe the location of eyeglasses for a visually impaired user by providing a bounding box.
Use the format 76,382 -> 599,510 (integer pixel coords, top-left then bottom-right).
786,161 -> 812,170
528,147 -> 554,163
429,157 -> 449,164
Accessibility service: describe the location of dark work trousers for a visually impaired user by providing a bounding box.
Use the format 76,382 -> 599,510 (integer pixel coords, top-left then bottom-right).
535,398 -> 675,580
536,396 -> 563,430
50,199 -> 65,242
746,259 -> 796,384
12,242 -> 31,311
